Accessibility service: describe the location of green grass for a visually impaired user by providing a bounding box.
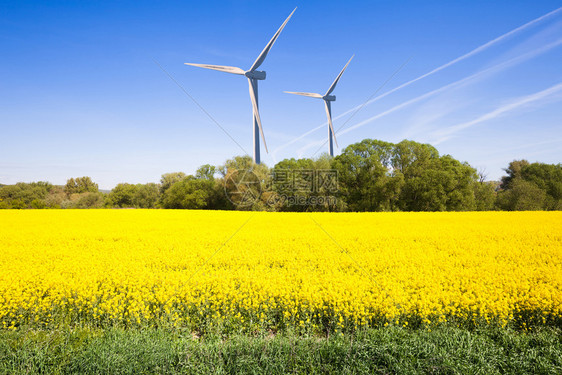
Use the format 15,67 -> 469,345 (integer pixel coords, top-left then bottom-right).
0,326 -> 561,374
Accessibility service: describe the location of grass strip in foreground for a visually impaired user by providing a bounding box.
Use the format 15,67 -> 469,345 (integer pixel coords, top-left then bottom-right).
0,326 -> 561,374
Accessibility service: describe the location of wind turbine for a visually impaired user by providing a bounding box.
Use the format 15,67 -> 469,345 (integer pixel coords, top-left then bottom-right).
185,8 -> 296,164
285,55 -> 354,157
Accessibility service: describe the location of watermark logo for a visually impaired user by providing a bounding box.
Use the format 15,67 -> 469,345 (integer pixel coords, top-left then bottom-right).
270,169 -> 338,192
225,169 -> 339,208
224,169 -> 262,208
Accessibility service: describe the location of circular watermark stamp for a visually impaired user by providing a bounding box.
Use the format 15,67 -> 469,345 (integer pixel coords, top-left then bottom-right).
224,169 -> 262,208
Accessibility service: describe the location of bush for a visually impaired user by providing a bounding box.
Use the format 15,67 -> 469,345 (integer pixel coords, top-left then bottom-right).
30,199 -> 46,209
10,199 -> 26,209
74,192 -> 105,209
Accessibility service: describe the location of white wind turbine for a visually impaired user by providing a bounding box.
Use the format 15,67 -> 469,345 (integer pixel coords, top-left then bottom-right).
285,55 -> 354,156
185,8 -> 296,164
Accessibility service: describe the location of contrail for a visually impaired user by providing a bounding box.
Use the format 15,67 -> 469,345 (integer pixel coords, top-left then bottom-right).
277,6 -> 562,154
294,37 -> 562,156
334,37 -> 562,138
431,81 -> 562,144
371,6 -> 562,101
272,125 -> 324,157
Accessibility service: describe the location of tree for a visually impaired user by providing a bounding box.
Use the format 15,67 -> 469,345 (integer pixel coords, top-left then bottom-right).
520,162 -> 562,210
73,192 -> 105,208
44,186 -> 66,208
270,156 -> 341,212
160,172 -> 186,195
497,179 -> 546,211
30,199 -> 46,209
108,183 -> 138,208
64,177 -> 98,195
332,139 -> 480,212
474,181 -> 497,211
161,176 -> 212,209
333,139 -> 402,211
0,181 -> 54,208
196,164 -> 216,180
271,157 -> 315,212
440,156 -> 478,211
194,165 -> 230,210
496,161 -> 561,210
391,140 -> 439,176
10,199 -> 26,209
477,167 -> 488,184
133,183 -> 161,208
399,155 -> 477,211
159,166 -> 226,210
220,155 -> 271,210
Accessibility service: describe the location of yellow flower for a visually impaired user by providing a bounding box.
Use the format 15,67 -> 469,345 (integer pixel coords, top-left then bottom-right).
0,210 -> 560,331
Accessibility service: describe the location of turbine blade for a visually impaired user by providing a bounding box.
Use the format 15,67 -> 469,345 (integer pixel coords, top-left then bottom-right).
325,55 -> 354,96
184,63 -> 245,75
248,79 -> 268,153
284,91 -> 323,98
324,100 -> 339,148
249,7 -> 296,72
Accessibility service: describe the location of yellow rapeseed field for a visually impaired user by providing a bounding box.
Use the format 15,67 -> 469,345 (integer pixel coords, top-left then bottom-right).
0,210 -> 560,332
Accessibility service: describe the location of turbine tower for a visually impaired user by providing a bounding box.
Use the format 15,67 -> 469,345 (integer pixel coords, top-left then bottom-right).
185,8 -> 296,164
285,55 -> 353,157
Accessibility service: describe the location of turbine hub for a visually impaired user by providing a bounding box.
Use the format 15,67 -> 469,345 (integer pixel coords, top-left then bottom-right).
245,70 -> 266,80
323,95 -> 336,101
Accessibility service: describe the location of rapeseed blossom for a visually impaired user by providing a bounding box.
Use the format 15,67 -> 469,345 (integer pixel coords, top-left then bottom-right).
0,210 -> 560,332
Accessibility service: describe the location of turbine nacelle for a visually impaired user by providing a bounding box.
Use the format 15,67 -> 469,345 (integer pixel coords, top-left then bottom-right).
284,55 -> 354,157
244,70 -> 266,80
184,7 -> 296,164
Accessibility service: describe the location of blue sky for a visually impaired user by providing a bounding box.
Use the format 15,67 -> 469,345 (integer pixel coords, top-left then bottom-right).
1,0 -> 561,189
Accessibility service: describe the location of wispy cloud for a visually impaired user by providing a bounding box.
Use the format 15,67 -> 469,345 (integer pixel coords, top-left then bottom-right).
322,37 -> 562,141
275,6 -> 562,156
387,6 -> 562,91
431,81 -> 562,145
272,124 -> 324,160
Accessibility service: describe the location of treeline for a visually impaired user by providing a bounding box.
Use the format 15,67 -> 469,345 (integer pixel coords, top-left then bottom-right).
1,139 -> 560,211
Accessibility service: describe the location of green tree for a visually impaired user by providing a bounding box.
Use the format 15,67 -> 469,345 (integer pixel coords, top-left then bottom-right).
161,176 -> 212,209
108,183 -> 139,208
473,181 -> 497,211
496,161 -> 561,210
73,192 -> 105,208
44,186 -> 66,208
271,157 -> 315,212
194,165 -> 230,210
391,140 -> 439,176
30,199 -> 46,209
270,155 -> 342,212
0,181 -> 53,208
220,156 -> 270,210
520,162 -> 562,210
160,172 -> 186,195
333,139 -> 403,211
159,165 -> 226,210
133,183 -> 161,208
499,160 -> 530,190
10,199 -> 26,209
399,155 -> 477,211
497,179 -> 546,211
332,139 -> 479,212
64,177 -> 98,195
196,164 -> 216,180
